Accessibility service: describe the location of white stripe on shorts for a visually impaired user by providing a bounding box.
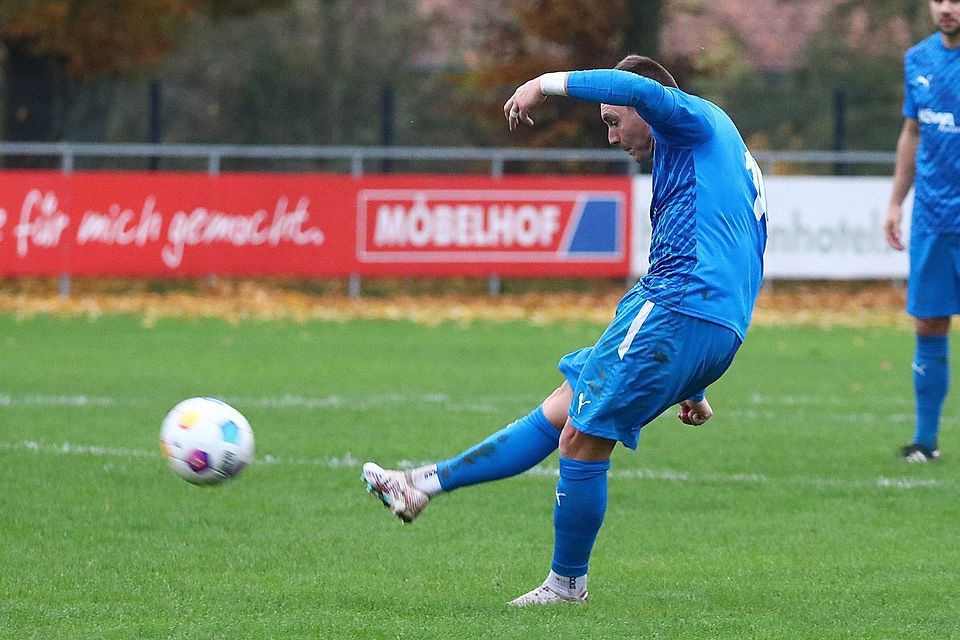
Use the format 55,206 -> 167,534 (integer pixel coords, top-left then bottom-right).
617,300 -> 655,360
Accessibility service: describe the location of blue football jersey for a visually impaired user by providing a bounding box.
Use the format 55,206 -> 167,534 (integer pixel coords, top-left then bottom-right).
903,34 -> 960,233
566,69 -> 768,340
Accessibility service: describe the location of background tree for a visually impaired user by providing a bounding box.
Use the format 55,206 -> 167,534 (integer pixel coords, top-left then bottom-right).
0,0 -> 288,151
691,48 -> 905,163
663,0 -> 918,171
451,0 -> 922,167
624,0 -> 662,58
30,0 -> 436,174
157,0 -> 427,147
448,0 -> 663,162
0,0 -> 933,166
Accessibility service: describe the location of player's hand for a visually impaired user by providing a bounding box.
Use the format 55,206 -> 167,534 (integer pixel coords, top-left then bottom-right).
884,204 -> 906,251
677,397 -> 713,427
503,78 -> 545,131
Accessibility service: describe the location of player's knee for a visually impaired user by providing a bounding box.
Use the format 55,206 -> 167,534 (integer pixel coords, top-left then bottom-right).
916,317 -> 950,336
558,423 -> 615,460
541,382 -> 573,429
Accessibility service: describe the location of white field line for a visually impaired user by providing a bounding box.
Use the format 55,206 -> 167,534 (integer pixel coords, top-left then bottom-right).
0,440 -> 951,492
0,392 -> 948,491
0,393 -> 530,414
0,392 -> 947,432
0,391 -> 927,423
0,392 -> 916,410
0,394 -> 121,407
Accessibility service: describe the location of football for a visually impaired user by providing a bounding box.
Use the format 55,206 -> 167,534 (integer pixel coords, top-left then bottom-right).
159,397 -> 255,485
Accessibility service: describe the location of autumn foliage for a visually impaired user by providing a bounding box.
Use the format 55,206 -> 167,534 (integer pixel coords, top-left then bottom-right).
458,0 -> 635,150
0,0 -> 288,78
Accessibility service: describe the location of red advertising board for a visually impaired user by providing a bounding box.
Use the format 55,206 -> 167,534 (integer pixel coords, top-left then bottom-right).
0,171 -> 630,277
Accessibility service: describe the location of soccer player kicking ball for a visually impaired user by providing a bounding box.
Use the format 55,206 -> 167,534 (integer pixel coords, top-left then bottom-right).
363,54 -> 768,606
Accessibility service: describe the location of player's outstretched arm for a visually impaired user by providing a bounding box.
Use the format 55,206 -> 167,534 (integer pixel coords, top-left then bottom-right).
505,69 -> 710,145
677,397 -> 713,427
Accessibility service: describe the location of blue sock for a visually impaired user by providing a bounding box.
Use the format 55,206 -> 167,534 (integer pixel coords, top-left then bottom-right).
436,405 -> 560,491
551,457 -> 610,577
913,334 -> 949,450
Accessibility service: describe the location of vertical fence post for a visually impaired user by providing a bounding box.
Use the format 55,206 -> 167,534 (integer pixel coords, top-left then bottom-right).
491,155 -> 504,179
488,153 -> 505,296
350,152 -> 364,296
59,146 -> 74,296
347,275 -> 361,299
149,79 -> 163,171
208,151 -> 221,176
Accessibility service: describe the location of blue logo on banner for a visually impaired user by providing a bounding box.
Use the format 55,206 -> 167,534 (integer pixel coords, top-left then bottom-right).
565,197 -> 621,255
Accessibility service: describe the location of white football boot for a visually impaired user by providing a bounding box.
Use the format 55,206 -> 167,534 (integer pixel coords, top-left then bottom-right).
362,462 -> 429,523
508,581 -> 589,607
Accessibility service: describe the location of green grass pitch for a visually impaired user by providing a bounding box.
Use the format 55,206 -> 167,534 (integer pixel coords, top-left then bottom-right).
1,312 -> 958,639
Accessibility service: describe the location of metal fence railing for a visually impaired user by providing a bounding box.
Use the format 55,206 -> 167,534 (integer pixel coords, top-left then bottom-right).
0,142 -> 897,177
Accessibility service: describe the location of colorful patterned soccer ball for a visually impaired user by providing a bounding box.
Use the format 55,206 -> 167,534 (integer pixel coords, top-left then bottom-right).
159,397 -> 255,485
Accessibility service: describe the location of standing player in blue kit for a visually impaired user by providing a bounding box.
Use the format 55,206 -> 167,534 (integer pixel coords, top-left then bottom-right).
885,0 -> 960,463
362,54 -> 768,605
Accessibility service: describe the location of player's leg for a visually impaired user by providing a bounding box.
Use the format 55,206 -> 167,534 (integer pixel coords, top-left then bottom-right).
901,230 -> 960,461
362,381 -> 572,522
903,316 -> 950,461
511,302 -> 741,606
426,382 -> 570,491
552,424 -> 616,581
508,423 -> 614,606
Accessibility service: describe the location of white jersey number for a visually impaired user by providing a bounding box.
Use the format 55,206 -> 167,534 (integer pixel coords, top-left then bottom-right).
744,151 -> 768,221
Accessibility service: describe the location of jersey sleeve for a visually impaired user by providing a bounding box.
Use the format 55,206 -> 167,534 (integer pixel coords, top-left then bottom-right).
902,52 -> 917,119
565,69 -> 715,145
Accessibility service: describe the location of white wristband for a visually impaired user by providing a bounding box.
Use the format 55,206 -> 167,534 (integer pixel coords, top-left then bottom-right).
539,72 -> 568,96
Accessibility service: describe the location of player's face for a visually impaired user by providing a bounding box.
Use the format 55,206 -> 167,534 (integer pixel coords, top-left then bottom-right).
600,104 -> 653,162
931,0 -> 960,40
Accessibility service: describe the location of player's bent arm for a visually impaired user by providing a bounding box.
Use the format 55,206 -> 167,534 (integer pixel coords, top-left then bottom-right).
564,69 -> 714,143
885,118 -> 919,251
505,69 -> 714,143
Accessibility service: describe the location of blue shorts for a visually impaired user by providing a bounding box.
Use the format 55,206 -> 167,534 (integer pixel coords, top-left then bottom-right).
908,229 -> 960,318
557,290 -> 741,450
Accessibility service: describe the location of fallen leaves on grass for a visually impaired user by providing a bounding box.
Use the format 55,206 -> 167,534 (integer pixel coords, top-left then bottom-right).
0,279 -> 912,328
